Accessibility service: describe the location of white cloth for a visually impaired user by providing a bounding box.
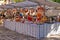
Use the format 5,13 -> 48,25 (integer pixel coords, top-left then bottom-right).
25,11 -> 29,16
30,12 -> 36,16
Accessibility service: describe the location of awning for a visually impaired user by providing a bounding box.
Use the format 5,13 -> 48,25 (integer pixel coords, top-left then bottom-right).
11,1 -> 38,7
29,0 -> 60,7
0,5 -> 14,9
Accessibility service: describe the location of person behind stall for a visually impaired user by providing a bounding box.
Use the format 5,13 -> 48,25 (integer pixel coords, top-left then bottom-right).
56,13 -> 60,22
16,12 -> 20,16
15,12 -> 21,22
24,8 -> 29,16
9,9 -> 15,20
36,6 -> 45,15
10,9 -> 14,19
36,10 -> 42,21
36,6 -> 47,24
12,8 -> 17,18
0,11 -> 3,24
27,12 -> 33,21
1,11 -> 5,19
7,9 -> 12,19
0,11 -> 2,18
24,8 -> 29,19
4,10 -> 10,19
29,8 -> 36,16
39,7 -> 48,23
0,16 -> 3,24
29,8 -> 36,23
19,8 -> 25,23
36,6 -> 43,21
19,8 -> 24,18
4,11 -> 7,19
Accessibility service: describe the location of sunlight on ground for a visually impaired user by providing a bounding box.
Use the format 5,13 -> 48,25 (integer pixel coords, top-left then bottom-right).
47,23 -> 60,38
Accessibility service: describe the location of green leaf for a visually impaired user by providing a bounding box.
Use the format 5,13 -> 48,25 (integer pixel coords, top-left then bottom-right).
56,0 -> 60,3
52,0 -> 60,3
14,0 -> 25,3
52,0 -> 56,2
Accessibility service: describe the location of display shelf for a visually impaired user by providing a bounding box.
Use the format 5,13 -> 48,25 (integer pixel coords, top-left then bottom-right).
4,19 -> 60,39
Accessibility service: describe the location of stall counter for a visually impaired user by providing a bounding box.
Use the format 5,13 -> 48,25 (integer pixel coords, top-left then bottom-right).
4,19 -> 60,39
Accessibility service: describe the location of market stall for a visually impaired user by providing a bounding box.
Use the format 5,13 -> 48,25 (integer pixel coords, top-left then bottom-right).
3,1 -> 60,39
11,1 -> 38,7
0,5 -> 14,9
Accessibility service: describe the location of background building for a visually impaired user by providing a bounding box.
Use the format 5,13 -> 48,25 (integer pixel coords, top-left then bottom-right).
0,0 -> 32,5
0,0 -> 14,5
